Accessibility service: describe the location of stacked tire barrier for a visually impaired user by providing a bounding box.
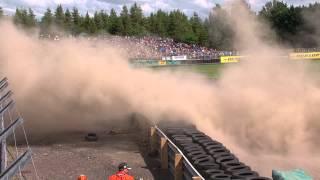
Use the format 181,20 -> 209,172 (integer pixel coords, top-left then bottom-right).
159,126 -> 271,180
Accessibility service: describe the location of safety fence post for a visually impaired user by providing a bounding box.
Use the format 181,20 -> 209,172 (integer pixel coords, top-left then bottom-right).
192,176 -> 202,180
149,127 -> 157,153
160,137 -> 168,169
174,153 -> 182,180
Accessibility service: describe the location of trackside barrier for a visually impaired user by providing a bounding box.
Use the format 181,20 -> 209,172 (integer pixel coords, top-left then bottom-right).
150,126 -> 205,180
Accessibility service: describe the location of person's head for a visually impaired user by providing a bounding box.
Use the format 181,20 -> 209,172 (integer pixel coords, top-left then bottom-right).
118,162 -> 131,173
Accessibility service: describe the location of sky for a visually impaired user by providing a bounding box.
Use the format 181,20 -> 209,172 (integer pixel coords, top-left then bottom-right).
0,0 -> 319,18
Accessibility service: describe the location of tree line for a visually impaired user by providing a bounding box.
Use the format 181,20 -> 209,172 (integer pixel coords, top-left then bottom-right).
8,3 -> 208,46
208,0 -> 320,49
0,0 -> 319,49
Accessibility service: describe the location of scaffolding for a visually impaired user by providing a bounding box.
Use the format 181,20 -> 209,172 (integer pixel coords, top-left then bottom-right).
0,77 -> 38,180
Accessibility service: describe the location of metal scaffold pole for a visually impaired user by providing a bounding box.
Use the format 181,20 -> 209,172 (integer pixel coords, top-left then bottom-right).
0,77 -> 38,180
0,78 -> 7,174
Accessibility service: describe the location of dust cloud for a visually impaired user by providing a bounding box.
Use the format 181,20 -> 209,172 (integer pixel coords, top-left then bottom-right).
0,1 -> 319,177
202,1 -> 320,178
0,21 -> 215,135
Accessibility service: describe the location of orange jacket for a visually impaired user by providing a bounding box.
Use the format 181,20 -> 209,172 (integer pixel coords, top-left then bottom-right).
108,171 -> 134,180
78,175 -> 88,180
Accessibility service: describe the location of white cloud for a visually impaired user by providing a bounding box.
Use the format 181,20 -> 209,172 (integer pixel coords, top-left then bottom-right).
194,0 -> 215,8
141,3 -> 154,14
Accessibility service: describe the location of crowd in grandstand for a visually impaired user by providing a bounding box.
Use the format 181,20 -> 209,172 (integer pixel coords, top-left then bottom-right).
102,36 -> 239,59
41,33 -> 320,60
40,34 -> 239,59
74,35 -> 237,59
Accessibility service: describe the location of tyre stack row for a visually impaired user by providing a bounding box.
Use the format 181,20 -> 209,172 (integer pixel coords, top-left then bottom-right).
164,127 -> 271,180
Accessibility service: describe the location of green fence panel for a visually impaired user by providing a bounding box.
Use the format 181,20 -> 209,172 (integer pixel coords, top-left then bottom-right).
272,169 -> 313,180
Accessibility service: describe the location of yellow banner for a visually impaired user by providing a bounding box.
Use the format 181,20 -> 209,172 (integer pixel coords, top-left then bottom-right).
158,60 -> 167,65
220,56 -> 242,63
290,52 -> 320,60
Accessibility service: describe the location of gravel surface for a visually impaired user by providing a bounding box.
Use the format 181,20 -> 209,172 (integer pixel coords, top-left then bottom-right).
18,129 -> 168,180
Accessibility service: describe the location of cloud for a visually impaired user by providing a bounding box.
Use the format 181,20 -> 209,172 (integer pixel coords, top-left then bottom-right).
140,3 -> 154,14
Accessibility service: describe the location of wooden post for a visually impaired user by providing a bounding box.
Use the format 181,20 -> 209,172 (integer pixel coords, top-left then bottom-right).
160,137 -> 168,169
192,176 -> 202,180
174,153 -> 183,180
149,127 -> 156,153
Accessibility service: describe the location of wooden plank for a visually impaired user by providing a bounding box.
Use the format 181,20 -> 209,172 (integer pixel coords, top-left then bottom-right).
149,127 -> 156,153
192,176 -> 202,180
174,153 -> 182,180
160,137 -> 168,169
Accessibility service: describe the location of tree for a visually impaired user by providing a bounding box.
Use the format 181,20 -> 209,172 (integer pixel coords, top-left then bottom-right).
64,9 -> 72,32
82,12 -> 97,34
0,7 -> 3,18
168,10 -> 194,43
108,8 -> 120,34
207,4 -> 234,49
190,12 -> 207,44
120,5 -> 132,35
98,10 -> 109,32
130,3 -> 145,35
27,8 -> 36,27
259,0 -> 303,44
14,8 -> 29,27
41,8 -> 53,31
14,8 -> 21,24
153,10 -> 169,36
55,4 -> 65,28
94,11 -> 105,32
71,7 -> 82,35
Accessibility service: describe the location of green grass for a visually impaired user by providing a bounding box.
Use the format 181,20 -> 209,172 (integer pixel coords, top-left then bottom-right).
151,64 -> 228,79
149,60 -> 320,79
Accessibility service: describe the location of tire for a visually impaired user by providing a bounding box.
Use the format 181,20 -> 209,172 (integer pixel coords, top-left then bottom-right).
201,141 -> 223,147
172,134 -> 188,138
184,147 -> 204,153
225,165 -> 251,174
246,177 -> 272,180
221,162 -> 245,170
216,156 -> 239,165
205,144 -> 225,151
192,135 -> 210,140
208,147 -> 230,155
179,144 -> 201,150
173,137 -> 193,144
172,136 -> 191,140
197,139 -> 215,144
187,150 -> 207,158
232,171 -> 259,179
212,152 -> 235,159
202,169 -> 225,178
193,156 -> 215,164
192,135 -> 210,139
184,129 -> 203,136
191,154 -> 214,162
210,174 -> 232,180
85,133 -> 98,141
194,161 -> 220,170
180,142 -> 200,147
